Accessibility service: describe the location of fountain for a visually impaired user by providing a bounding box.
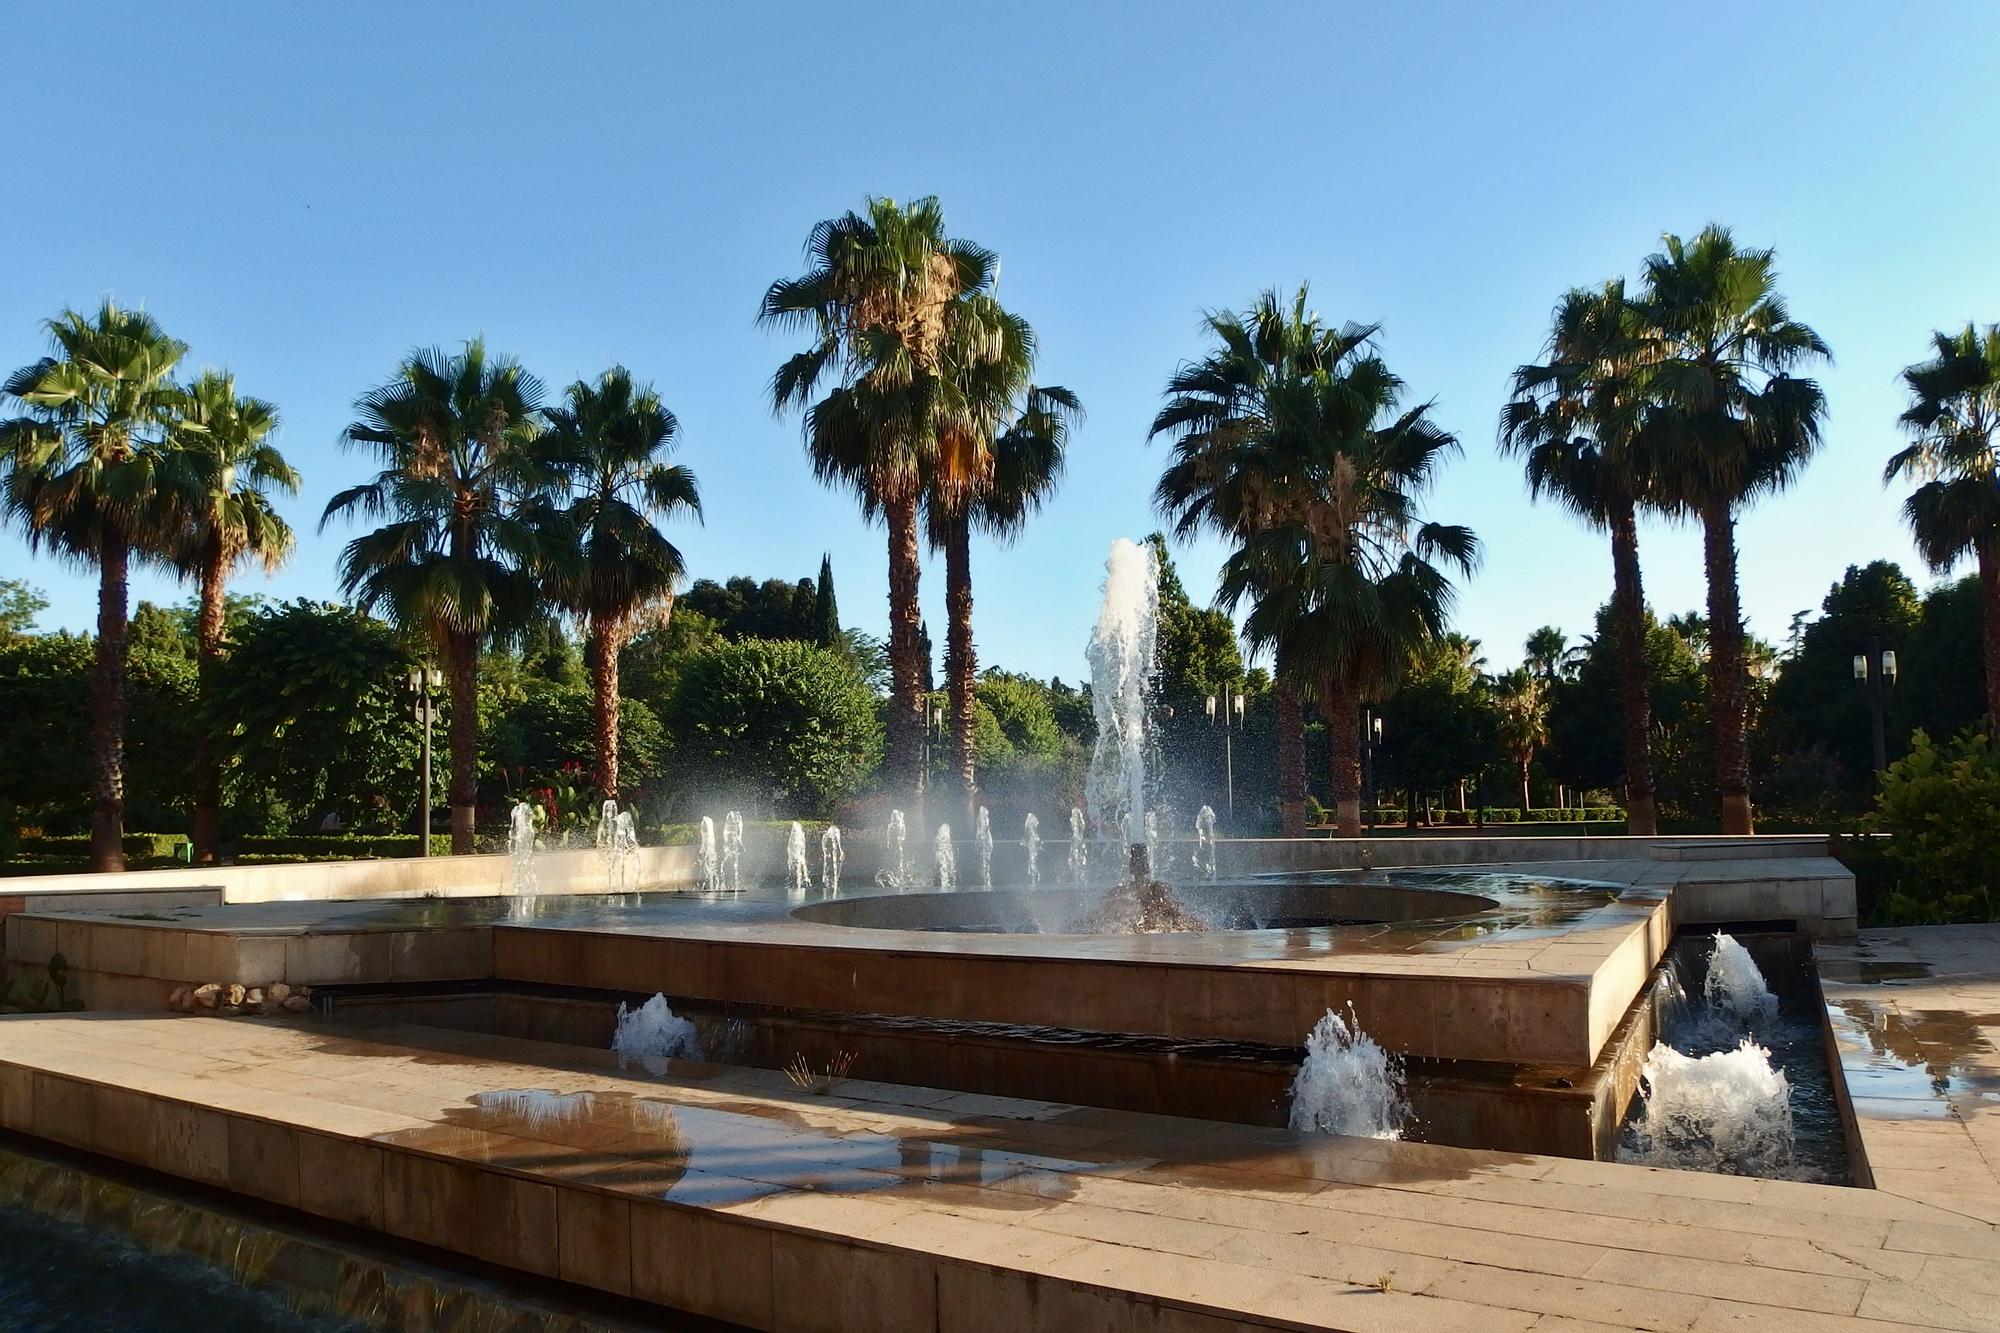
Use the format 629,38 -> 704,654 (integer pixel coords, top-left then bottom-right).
505,801 -> 538,901
696,816 -> 718,891
820,825 -> 843,897
934,824 -> 956,891
975,807 -> 994,890
611,811 -> 639,893
785,821 -> 811,899
611,993 -> 702,1073
595,799 -> 618,856
1620,1040 -> 1797,1178
1066,807 -> 1087,884
1023,813 -> 1042,887
1705,931 -> 1780,1029
1288,1005 -> 1409,1139
1193,805 -> 1218,880
877,809 -> 908,890
719,811 -> 744,892
1144,810 -> 1162,884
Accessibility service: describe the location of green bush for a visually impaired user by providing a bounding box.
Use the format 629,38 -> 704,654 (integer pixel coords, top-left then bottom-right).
20,832 -> 188,859
234,834 -> 452,859
1865,729 -> 2000,924
1479,807 -> 1523,823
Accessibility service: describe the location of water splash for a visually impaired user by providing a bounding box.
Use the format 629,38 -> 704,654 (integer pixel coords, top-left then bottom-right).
785,821 -> 811,899
595,799 -> 618,856
506,802 -> 538,902
1193,805 -> 1218,880
975,807 -> 994,890
1023,813 -> 1042,887
719,811 -> 744,892
877,810 -> 908,890
1620,1040 -> 1797,1178
1288,1006 -> 1408,1139
820,825 -> 843,897
611,993 -> 703,1072
1067,807 -> 1088,884
1705,932 -> 1780,1029
1144,809 -> 1162,883
1085,539 -> 1159,857
934,824 -> 956,891
610,810 -> 639,893
696,816 -> 718,890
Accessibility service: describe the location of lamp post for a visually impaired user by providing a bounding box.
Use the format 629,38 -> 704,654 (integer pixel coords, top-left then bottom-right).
406,665 -> 442,855
1204,688 -> 1246,822
1852,641 -> 1898,776
1362,710 -> 1383,831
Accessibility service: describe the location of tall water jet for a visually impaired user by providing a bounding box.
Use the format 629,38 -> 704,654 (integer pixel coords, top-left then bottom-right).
719,811 -> 744,892
1288,1006 -> 1408,1139
975,807 -> 994,890
877,810 -> 908,890
696,816 -> 718,891
610,811 -> 639,893
1023,813 -> 1042,887
1066,807 -> 1088,884
934,824 -> 956,891
1705,932 -> 1779,1029
1620,1040 -> 1797,1178
611,993 -> 703,1073
1193,805 -> 1218,880
785,821 -> 811,899
1144,809 -> 1162,883
1085,538 -> 1159,870
595,799 -> 618,855
506,802 -> 539,901
820,825 -> 844,897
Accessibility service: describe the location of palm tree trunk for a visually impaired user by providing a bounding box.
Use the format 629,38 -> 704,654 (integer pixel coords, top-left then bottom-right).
883,484 -> 925,802
446,631 -> 479,854
1608,498 -> 1659,836
192,539 -> 228,865
1981,537 -> 2000,731
1518,758 -> 1532,816
1275,671 -> 1306,836
589,617 -> 622,800
944,516 -> 976,814
1325,668 -> 1362,836
88,528 -> 130,873
1701,499 -> 1754,835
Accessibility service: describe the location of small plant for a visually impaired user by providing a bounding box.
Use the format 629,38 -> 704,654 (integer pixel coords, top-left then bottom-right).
1374,1274 -> 1393,1294
784,1050 -> 856,1095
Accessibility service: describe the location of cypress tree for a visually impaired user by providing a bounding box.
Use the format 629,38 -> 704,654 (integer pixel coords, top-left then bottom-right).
815,553 -> 841,646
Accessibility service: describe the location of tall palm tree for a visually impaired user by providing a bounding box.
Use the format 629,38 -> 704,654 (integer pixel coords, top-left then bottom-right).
0,302 -> 187,870
541,367 -> 702,799
1637,226 -> 1830,834
322,339 -> 558,852
1152,288 -> 1380,836
1502,281 -> 1662,834
164,370 -> 298,864
1494,667 -> 1550,813
1522,626 -> 1571,683
1889,323 -> 2000,729
761,196 -> 1005,799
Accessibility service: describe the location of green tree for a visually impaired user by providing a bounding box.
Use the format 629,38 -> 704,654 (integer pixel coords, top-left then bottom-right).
0,580 -> 46,640
322,339 -> 560,852
1502,280 -> 1662,832
1,301 -> 189,869
1637,225 -> 1831,833
761,195 -> 1009,799
1493,667 -> 1550,812
541,367 -> 702,799
163,370 -> 298,863
1888,323 -> 2000,729
814,554 -> 840,647
662,638 -> 884,814
1546,602 -> 1709,819
1375,642 -> 1496,822
681,576 -> 819,640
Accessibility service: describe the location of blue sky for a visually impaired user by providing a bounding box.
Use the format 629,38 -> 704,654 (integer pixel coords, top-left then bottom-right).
6,3 -> 1998,681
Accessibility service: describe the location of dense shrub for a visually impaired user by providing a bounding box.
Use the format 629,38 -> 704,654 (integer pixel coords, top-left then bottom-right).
20,833 -> 189,859
235,834 -> 453,859
1864,729 -> 2000,924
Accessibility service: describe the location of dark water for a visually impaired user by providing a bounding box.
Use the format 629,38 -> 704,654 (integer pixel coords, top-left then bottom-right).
0,1202 -> 356,1332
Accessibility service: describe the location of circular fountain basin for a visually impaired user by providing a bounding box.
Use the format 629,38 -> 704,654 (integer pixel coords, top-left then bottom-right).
789,880 -> 1498,935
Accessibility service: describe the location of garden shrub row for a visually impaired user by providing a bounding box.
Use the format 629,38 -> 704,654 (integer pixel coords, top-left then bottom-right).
1356,807 -> 1625,826
20,833 -> 188,859
17,832 -> 453,861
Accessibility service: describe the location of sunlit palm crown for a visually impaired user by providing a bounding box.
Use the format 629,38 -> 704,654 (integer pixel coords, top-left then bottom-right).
0,300 -> 188,561
320,338 -> 563,643
163,369 -> 298,573
540,366 -> 702,628
1888,322 -> 2000,571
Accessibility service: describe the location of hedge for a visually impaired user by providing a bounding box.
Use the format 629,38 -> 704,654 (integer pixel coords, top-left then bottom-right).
20,833 -> 188,859
235,834 -> 451,858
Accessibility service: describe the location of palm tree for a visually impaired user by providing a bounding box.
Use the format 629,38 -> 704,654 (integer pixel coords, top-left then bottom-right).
1889,324 -> 2000,729
1494,667 -> 1550,813
322,340 -> 558,852
164,370 -> 298,864
541,367 -> 702,799
1522,626 -> 1571,683
1181,292 -> 1477,836
761,196 -> 1005,799
1,302 -> 188,871
1637,226 -> 1830,834
1502,281 -> 1662,834
1152,288 -> 1380,836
